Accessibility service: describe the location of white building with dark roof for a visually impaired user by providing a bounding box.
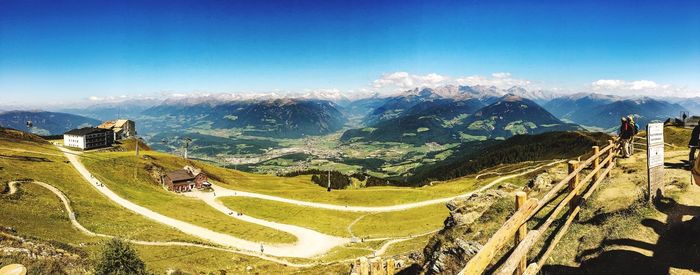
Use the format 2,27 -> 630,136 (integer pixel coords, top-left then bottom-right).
63,127 -> 114,150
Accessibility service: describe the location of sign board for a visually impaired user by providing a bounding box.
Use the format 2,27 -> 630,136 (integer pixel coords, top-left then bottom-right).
646,123 -> 664,202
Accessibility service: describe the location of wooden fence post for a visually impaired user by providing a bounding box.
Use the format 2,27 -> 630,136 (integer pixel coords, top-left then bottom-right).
592,146 -> 600,182
386,258 -> 396,275
567,161 -> 580,209
370,257 -> 382,275
352,258 -> 361,275
515,191 -> 528,275
608,140 -> 615,158
360,257 -> 369,275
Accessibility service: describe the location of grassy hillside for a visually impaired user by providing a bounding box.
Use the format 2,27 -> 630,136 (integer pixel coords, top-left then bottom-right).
0,127 -> 49,143
219,197 -> 448,238
114,137 -> 152,151
202,161 -> 513,206
637,125 -> 692,148
81,151 -> 296,243
539,145 -> 700,274
408,131 -> 611,183
0,136 -> 315,273
0,138 -> 201,243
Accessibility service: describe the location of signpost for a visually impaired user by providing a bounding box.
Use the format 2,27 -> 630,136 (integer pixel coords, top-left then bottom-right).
646,123 -> 664,203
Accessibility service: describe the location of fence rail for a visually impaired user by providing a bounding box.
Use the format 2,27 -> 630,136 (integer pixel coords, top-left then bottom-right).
459,140 -> 620,275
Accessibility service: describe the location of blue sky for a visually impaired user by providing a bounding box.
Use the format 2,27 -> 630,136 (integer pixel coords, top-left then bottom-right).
1,0 -> 699,105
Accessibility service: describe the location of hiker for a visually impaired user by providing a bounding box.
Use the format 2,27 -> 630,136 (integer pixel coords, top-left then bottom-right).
689,123 -> 700,167
619,117 -> 634,158
693,149 -> 700,186
628,115 -> 639,155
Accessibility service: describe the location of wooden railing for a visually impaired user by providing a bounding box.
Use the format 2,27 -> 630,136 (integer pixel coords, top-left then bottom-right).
351,257 -> 397,275
459,140 -> 620,275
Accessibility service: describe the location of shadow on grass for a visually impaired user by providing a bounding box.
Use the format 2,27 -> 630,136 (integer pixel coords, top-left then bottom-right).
665,161 -> 688,170
541,194 -> 700,275
0,154 -> 52,162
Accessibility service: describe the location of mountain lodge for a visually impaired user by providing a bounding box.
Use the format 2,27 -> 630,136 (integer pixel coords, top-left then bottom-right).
163,166 -> 210,192
97,119 -> 136,140
63,127 -> 115,150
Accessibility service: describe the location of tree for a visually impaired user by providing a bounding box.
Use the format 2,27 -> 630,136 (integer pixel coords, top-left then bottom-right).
95,238 -> 147,275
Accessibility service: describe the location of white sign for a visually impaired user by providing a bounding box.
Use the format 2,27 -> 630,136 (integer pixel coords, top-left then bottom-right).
646,122 -> 664,203
647,123 -> 664,147
648,146 -> 664,168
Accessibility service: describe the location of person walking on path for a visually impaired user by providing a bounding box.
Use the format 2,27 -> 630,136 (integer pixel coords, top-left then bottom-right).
627,115 -> 639,156
619,117 -> 634,158
689,123 -> 700,167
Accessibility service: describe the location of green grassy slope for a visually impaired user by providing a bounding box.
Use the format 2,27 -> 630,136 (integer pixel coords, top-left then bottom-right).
0,139 -> 201,243
219,197 -> 448,238
408,131 -> 611,183
81,151 -> 297,243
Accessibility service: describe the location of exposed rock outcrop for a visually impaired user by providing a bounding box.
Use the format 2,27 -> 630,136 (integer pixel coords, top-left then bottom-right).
527,172 -> 553,192
0,228 -> 88,274
443,190 -> 507,229
422,189 -> 511,275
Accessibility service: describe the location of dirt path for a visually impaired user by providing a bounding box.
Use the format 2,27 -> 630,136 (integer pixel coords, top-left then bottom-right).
4,180 -> 313,268
185,190 -> 349,254
347,214 -> 372,238
209,160 -> 565,213
48,144 -> 558,261
7,181 -> 18,195
56,145 -> 344,258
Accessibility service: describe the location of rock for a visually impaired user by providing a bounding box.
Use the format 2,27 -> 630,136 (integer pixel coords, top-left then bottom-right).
423,237 -> 483,275
245,266 -> 254,272
528,172 -> 552,191
444,190 -> 506,228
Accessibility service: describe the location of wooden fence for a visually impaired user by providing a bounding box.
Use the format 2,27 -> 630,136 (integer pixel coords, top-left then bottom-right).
459,140 -> 620,275
351,257 -> 397,275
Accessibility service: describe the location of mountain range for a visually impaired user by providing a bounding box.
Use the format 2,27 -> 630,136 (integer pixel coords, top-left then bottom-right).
0,111 -> 101,135
340,88 -> 580,144
1,85 -> 693,140
544,93 -> 686,130
140,98 -> 347,138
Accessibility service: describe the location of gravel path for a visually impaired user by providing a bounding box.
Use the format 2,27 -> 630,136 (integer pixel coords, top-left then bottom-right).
4,180 -> 314,267
184,190 -> 349,254
56,145 -> 346,258
209,160 -> 565,213
42,144 -> 559,261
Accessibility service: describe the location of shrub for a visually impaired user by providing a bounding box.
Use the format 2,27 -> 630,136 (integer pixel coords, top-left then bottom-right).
95,239 -> 146,275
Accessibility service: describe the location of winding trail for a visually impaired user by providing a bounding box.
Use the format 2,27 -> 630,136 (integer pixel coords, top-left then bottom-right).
3,180 -> 313,268
347,214 -> 371,238
55,145 -> 348,258
206,160 -> 565,213
26,144 -> 560,261
182,190 -> 349,255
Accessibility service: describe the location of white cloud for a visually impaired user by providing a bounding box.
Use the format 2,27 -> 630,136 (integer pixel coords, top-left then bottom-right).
372,72 -> 450,91
87,95 -> 130,101
371,71 -> 534,94
591,79 -> 686,97
629,80 -> 662,90
455,73 -> 531,88
491,72 -> 512,78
